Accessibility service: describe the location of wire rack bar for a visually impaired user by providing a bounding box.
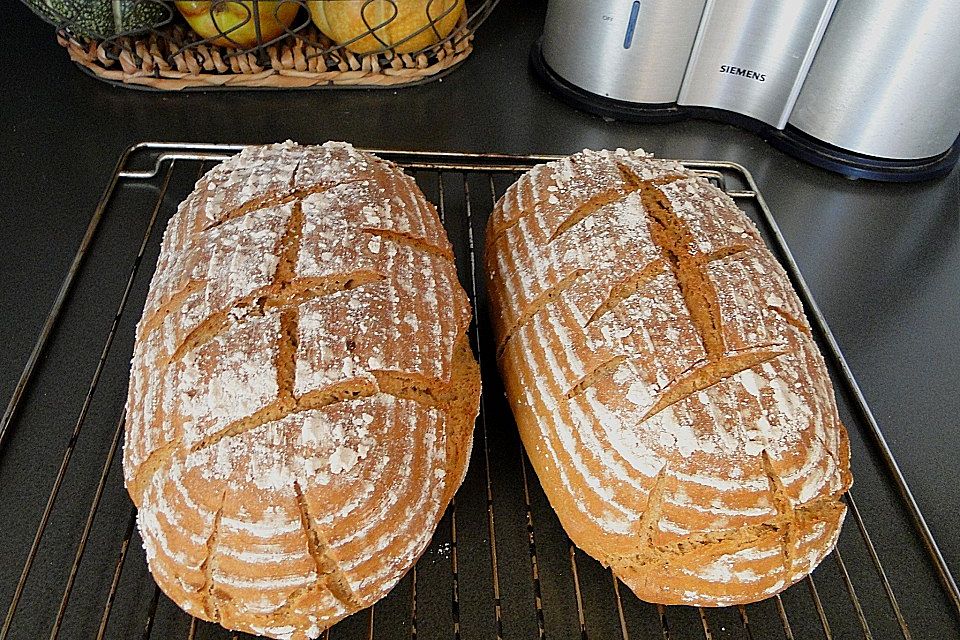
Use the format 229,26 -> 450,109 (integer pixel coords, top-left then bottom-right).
831,547 -> 873,639
611,574 -> 630,640
697,608 -> 713,640
844,492 -> 912,639
140,585 -> 161,640
520,453 -> 547,640
470,174 -> 505,640
805,577 -> 832,639
410,565 -> 418,640
773,595 -> 795,640
656,603 -> 670,639
736,605 -> 755,640
435,173 -> 463,640
568,546 -> 587,640
95,509 -> 137,640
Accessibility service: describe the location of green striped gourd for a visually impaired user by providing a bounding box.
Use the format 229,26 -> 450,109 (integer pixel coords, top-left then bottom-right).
22,0 -> 170,38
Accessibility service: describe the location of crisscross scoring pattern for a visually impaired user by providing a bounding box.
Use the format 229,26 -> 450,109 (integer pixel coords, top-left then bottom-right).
123,142 -> 479,640
486,149 -> 851,607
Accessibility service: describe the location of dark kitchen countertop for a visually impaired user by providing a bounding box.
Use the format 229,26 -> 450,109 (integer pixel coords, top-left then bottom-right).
2,0 -> 958,609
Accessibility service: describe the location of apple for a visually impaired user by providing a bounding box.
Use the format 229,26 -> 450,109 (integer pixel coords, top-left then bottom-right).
175,1 -> 299,48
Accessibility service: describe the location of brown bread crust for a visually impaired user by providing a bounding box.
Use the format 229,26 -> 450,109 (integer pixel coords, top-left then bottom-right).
124,142 -> 480,639
485,149 -> 851,606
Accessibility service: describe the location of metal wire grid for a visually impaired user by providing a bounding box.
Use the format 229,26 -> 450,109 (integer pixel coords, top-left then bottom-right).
1,143 -> 958,640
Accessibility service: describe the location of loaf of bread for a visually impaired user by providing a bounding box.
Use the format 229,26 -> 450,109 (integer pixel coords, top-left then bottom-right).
485,149 -> 852,606
124,142 -> 480,639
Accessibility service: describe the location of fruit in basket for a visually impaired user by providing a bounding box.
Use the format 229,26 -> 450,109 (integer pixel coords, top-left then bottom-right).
175,1 -> 299,48
308,0 -> 465,54
23,0 -> 171,39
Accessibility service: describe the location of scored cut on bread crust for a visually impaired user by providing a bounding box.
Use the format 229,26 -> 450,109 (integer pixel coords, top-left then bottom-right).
485,148 -> 852,607
124,142 -> 480,640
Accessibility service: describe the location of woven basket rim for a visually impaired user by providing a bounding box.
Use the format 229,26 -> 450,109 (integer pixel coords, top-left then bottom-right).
59,27 -> 474,90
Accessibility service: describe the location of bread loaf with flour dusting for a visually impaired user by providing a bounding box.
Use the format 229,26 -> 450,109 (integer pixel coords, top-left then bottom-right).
124,142 -> 480,639
485,148 -> 851,606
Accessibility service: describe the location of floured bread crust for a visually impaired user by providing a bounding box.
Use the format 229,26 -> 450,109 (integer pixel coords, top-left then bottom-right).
124,142 -> 480,639
485,148 -> 852,606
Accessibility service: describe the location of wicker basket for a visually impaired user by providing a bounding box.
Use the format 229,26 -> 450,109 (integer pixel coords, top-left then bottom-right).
39,0 -> 499,90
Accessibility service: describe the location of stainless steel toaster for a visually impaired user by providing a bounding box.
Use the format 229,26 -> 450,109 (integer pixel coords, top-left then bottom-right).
532,0 -> 960,181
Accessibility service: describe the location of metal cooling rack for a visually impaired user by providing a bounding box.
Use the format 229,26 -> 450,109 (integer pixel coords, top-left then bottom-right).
1,143 -> 958,640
